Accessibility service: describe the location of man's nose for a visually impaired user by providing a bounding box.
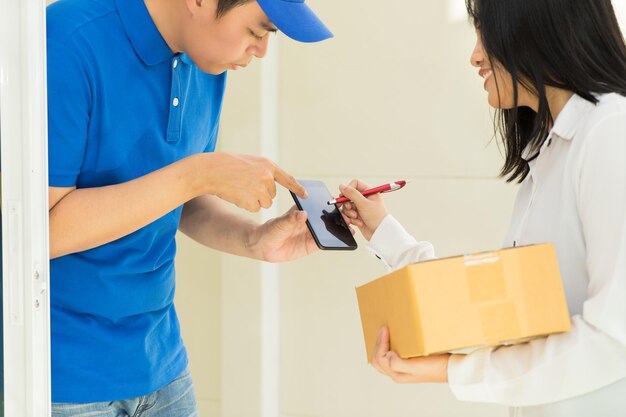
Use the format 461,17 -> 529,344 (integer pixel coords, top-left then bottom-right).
254,36 -> 270,58
248,36 -> 270,59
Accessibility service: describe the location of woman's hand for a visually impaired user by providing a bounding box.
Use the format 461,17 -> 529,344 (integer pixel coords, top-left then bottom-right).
371,327 -> 450,383
339,179 -> 388,240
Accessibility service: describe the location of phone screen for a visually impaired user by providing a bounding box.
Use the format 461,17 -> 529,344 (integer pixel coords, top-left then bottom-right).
291,180 -> 357,250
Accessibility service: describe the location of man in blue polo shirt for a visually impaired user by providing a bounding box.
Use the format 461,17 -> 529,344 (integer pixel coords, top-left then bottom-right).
46,0 -> 332,415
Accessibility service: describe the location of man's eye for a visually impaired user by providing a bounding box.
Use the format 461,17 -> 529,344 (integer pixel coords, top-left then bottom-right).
249,29 -> 264,40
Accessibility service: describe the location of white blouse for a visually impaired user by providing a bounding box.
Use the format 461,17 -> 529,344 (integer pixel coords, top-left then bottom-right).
367,93 -> 626,416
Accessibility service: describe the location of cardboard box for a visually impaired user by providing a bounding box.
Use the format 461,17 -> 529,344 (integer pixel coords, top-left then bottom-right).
356,243 -> 571,361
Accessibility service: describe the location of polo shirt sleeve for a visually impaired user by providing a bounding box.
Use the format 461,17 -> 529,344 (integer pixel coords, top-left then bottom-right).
47,38 -> 92,187
203,121 -> 220,153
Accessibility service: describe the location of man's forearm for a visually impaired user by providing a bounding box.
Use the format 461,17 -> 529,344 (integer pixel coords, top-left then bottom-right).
49,154 -> 207,259
179,194 -> 263,260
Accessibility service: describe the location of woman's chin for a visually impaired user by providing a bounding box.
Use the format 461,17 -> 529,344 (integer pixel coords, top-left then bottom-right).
487,94 -> 515,110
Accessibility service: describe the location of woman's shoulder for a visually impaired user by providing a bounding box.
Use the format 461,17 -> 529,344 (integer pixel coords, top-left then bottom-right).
570,93 -> 626,173
590,93 -> 626,120
576,93 -> 626,140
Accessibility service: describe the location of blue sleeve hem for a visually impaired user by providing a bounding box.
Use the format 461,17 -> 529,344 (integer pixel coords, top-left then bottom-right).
49,174 -> 78,188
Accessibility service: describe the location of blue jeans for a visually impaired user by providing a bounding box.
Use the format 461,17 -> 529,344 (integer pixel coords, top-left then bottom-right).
51,368 -> 198,417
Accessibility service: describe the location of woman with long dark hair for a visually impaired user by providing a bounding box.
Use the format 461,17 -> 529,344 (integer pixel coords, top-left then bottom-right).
341,0 -> 626,415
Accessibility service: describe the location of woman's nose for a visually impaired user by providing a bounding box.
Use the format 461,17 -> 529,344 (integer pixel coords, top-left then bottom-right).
470,43 -> 483,67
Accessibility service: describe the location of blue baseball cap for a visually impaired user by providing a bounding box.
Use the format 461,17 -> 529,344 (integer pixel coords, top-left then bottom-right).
256,0 -> 333,43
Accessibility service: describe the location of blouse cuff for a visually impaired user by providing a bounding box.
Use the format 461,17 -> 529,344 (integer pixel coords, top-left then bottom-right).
447,352 -> 498,403
366,215 -> 419,268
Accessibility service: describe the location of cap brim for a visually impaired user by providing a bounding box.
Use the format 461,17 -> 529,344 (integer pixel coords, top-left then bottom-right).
257,0 -> 333,43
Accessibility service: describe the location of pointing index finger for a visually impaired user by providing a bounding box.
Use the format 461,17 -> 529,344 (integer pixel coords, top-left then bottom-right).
274,166 -> 307,198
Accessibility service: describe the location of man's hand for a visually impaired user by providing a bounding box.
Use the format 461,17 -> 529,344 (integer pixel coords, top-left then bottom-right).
199,153 -> 306,212
248,206 -> 319,262
371,327 -> 450,383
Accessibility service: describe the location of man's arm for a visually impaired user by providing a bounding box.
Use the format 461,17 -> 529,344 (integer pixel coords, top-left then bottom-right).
49,152 -> 306,259
49,154 -> 202,259
179,192 -> 319,263
179,194 -> 261,259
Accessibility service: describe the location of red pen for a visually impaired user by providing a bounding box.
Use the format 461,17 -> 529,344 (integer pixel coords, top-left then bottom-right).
327,180 -> 408,205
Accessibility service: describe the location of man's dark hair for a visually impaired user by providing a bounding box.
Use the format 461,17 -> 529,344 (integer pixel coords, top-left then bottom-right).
466,0 -> 626,183
216,0 -> 253,18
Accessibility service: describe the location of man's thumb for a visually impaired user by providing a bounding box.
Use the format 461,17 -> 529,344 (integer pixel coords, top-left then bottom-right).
294,209 -> 307,222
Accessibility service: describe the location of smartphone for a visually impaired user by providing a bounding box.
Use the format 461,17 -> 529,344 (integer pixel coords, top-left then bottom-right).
290,180 -> 358,250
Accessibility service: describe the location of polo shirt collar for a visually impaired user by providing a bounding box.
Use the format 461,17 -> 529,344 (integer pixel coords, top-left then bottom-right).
115,0 -> 174,66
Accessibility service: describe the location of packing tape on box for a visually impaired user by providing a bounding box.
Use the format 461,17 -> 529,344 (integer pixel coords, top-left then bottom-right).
464,252 -> 506,303
464,252 -> 521,344
463,252 -> 500,267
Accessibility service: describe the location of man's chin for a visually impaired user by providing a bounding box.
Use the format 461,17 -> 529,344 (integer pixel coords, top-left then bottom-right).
197,63 -> 228,75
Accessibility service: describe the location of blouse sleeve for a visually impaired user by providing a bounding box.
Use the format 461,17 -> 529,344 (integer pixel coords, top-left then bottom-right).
366,214 -> 436,270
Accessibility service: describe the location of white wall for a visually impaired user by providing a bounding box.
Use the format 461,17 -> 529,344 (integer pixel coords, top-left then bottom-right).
615,0 -> 626,26
174,0 -> 626,417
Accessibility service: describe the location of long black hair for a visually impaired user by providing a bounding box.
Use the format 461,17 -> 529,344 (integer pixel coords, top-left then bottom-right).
466,0 -> 626,182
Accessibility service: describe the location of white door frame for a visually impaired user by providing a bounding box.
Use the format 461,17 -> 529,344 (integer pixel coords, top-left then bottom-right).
0,0 -> 51,416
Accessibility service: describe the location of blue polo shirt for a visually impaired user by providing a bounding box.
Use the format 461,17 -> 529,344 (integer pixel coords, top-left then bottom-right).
47,0 -> 226,402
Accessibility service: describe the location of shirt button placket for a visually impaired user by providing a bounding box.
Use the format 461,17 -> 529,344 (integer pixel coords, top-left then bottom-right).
166,56 -> 182,142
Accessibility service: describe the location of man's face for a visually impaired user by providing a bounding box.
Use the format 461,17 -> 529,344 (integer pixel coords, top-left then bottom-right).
182,0 -> 276,74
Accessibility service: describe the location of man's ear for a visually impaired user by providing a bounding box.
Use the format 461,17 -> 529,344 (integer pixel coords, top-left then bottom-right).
185,0 -> 218,18
183,0 -> 202,15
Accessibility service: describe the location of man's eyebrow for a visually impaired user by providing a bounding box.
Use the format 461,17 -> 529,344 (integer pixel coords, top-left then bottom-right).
260,21 -> 278,32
